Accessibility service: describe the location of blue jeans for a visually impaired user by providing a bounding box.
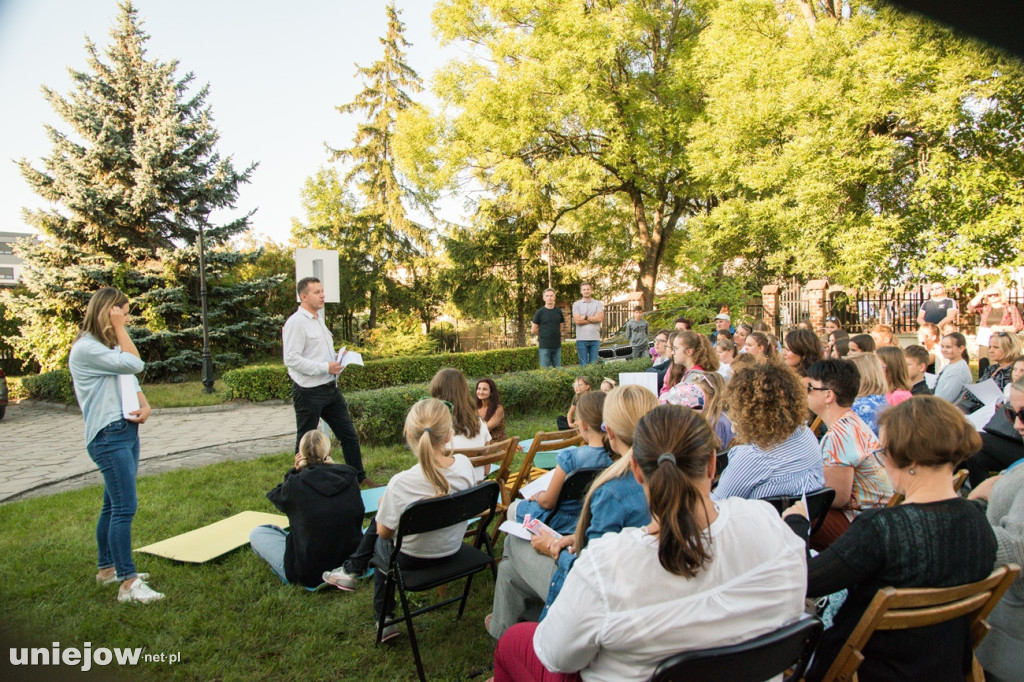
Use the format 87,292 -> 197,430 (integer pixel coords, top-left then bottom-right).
250,524 -> 290,583
576,340 -> 600,365
87,419 -> 140,581
538,347 -> 562,368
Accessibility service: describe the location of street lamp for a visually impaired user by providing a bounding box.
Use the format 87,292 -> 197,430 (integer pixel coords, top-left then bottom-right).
198,213 -> 214,394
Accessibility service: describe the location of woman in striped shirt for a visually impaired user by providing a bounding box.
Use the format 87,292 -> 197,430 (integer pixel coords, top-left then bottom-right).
712,362 -> 824,501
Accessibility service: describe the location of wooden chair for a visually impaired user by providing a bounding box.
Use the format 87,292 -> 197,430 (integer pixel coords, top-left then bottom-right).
820,563 -> 1021,682
888,468 -> 972,508
491,428 -> 583,545
451,437 -> 519,539
651,617 -> 823,682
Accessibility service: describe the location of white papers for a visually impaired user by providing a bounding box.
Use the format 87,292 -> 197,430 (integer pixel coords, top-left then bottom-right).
336,347 -> 364,367
119,375 -> 140,419
498,520 -> 534,541
924,372 -> 937,390
518,469 -> 556,500
961,379 -> 1004,431
975,327 -> 993,347
619,372 -> 659,397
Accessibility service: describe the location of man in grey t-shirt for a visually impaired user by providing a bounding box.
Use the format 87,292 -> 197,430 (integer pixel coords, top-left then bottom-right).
572,282 -> 604,365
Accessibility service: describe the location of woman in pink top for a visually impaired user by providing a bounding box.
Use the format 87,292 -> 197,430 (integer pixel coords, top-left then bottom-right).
876,346 -> 913,406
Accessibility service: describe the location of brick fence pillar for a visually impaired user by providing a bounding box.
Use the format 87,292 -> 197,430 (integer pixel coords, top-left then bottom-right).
805,279 -> 828,335
761,284 -> 779,336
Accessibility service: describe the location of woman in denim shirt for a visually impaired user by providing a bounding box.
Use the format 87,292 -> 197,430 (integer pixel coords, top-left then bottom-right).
487,386 -> 656,638
68,288 -> 161,604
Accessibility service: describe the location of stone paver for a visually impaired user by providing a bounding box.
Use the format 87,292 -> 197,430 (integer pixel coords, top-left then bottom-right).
0,400 -> 297,503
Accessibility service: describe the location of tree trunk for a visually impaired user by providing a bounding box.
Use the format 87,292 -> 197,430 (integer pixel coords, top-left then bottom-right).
514,256 -> 527,346
629,186 -> 684,311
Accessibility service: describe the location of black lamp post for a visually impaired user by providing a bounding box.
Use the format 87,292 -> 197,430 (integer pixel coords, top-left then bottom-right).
198,213 -> 214,393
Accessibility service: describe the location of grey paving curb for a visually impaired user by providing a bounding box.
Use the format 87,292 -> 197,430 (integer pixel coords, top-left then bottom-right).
1,432 -> 294,504
7,398 -> 289,415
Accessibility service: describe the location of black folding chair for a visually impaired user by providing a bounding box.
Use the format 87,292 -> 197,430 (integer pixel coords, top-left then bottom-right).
713,450 -> 729,486
759,487 -> 836,537
375,481 -> 499,682
547,466 -> 604,517
650,617 -> 823,682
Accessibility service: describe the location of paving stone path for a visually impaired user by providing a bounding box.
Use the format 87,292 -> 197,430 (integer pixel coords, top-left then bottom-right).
0,400 -> 297,503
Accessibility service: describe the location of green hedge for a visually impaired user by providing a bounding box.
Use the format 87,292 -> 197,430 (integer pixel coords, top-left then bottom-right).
20,368 -> 76,404
222,342 -> 584,401
345,358 -> 652,446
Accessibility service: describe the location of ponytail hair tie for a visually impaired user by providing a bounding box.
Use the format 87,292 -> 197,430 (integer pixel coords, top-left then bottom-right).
424,427 -> 431,434
657,452 -> 675,466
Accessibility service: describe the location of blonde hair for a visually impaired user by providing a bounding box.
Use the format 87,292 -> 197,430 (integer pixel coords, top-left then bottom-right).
687,371 -> 727,438
297,430 -> 332,468
571,385 -> 658,553
404,399 -> 455,496
430,368 -> 480,440
77,287 -> 130,348
876,346 -> 911,392
850,352 -> 889,396
989,331 -> 1022,365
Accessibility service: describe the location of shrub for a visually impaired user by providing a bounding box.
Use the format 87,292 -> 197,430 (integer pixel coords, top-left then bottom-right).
222,342 -> 584,400
21,368 -> 76,404
345,357 -> 652,446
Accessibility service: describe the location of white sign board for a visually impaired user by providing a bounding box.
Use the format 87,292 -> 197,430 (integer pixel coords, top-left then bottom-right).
619,372 -> 659,398
294,248 -> 340,303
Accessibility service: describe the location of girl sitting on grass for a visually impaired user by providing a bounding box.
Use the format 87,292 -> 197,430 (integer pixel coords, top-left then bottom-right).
250,430 -> 364,588
514,391 -> 611,535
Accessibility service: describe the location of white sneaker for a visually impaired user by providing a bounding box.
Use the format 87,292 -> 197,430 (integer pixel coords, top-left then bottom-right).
322,567 -> 359,591
99,572 -> 149,586
376,621 -> 400,643
117,578 -> 164,604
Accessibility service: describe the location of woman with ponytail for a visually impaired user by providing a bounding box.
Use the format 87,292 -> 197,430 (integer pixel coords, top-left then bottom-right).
487,386 -> 655,640
251,430 -> 364,588
493,405 -> 807,682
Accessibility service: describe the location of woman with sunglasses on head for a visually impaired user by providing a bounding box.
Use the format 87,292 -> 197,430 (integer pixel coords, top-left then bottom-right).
487,386 -> 656,640
69,287 -> 161,604
964,338 -> 1024,487
712,363 -> 823,502
783,397 -> 997,682
970,380 -> 1024,682
493,405 -> 806,682
978,331 -> 1023,391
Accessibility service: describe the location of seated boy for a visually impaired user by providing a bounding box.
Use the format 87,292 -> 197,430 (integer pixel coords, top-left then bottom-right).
904,345 -> 933,396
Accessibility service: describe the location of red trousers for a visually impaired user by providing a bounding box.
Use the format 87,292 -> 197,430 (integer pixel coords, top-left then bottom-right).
494,623 -> 583,682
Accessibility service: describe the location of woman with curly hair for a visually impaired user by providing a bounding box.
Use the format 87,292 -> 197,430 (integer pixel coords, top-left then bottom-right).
712,363 -> 824,501
783,329 -> 824,378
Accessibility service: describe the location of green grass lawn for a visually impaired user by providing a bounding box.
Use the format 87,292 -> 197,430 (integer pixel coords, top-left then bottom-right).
0,408 -> 564,681
142,380 -> 229,409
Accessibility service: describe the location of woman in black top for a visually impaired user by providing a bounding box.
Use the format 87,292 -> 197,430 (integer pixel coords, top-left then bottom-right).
250,430 -> 365,588
785,396 -> 997,682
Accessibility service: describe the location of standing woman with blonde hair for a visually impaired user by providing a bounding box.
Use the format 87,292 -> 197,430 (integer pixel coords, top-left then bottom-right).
68,287 -> 161,603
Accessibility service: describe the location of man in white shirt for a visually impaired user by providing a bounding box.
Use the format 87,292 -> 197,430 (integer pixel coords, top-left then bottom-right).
572,282 -> 604,365
282,277 -> 371,485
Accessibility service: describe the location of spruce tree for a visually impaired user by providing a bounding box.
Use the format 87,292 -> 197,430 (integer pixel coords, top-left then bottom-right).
5,1 -> 283,377
327,1 -> 433,329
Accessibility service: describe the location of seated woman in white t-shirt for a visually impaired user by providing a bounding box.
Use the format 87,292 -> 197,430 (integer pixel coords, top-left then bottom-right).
368,398 -> 477,641
492,404 -> 808,682
431,367 -> 490,450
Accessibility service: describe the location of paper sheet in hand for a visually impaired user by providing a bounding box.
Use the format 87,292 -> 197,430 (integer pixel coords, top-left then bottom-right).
618,372 -> 659,397
336,347 -> 364,367
518,469 -> 556,499
924,372 -> 937,390
135,511 -> 289,563
119,375 -> 140,419
498,520 -> 534,541
961,379 -> 1004,431
976,327 -> 993,347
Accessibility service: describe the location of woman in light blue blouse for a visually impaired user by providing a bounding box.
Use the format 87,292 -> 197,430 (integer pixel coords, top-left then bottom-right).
68,288 -> 162,604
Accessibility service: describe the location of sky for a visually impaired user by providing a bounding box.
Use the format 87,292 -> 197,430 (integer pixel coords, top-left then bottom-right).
0,0 -> 464,244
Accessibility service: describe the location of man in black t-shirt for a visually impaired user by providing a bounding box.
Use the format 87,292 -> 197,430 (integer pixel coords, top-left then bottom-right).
917,282 -> 958,327
532,288 -> 565,368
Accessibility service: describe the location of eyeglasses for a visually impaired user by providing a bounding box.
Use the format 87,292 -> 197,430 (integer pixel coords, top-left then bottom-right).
1004,405 -> 1024,424
807,384 -> 830,395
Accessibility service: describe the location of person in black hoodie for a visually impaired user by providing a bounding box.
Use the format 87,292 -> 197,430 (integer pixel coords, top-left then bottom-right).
249,430 -> 364,587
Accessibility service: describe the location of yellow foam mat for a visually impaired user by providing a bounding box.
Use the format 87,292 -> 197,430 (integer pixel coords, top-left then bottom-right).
136,511 -> 289,563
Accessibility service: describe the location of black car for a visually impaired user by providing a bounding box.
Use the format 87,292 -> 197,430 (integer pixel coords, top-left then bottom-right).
598,310 -> 666,361
0,367 -> 8,421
